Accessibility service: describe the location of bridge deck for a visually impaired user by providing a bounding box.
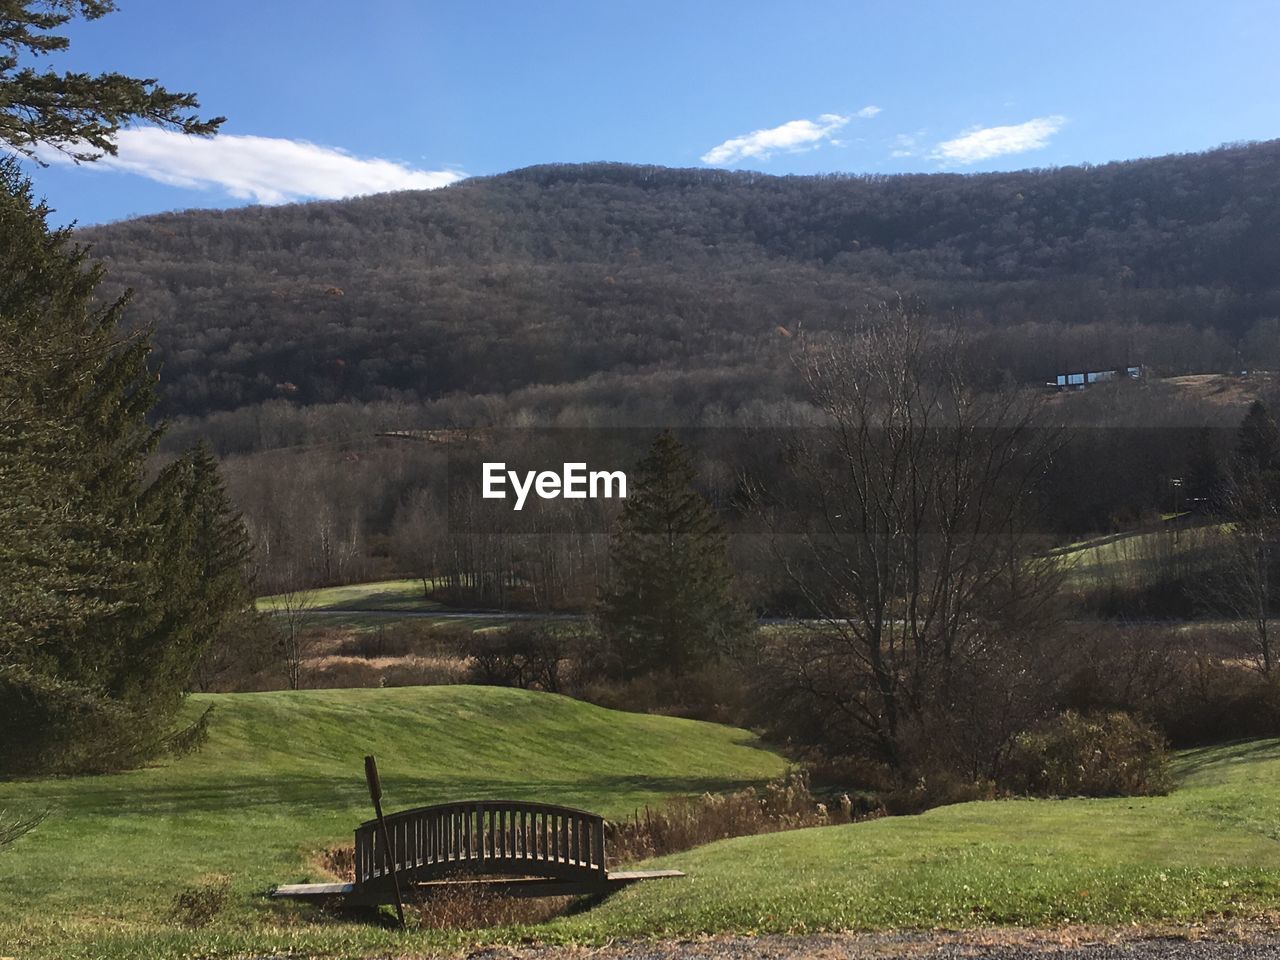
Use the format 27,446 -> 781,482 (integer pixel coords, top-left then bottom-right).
272,869 -> 684,904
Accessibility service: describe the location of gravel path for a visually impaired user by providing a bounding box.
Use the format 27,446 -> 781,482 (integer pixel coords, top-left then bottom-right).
466,929 -> 1280,960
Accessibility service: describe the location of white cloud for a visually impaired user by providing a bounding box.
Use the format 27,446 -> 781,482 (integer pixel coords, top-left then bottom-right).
931,115 -> 1066,165
701,107 -> 879,166
45,129 -> 464,204
890,132 -> 923,158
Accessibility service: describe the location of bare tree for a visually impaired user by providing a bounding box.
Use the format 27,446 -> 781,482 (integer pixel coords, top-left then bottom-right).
275,588 -> 320,690
755,302 -> 1063,771
1217,474 -> 1279,674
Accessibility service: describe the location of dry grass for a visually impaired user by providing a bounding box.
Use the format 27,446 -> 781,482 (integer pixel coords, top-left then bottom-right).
303,653 -> 468,688
605,770 -> 856,864
412,887 -> 574,930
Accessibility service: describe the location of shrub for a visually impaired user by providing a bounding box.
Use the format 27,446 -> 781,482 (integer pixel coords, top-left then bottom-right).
1006,710 -> 1171,797
462,623 -> 569,692
168,875 -> 232,928
332,622 -> 438,659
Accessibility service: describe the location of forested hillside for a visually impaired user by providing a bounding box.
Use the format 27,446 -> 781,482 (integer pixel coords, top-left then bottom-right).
82,141 -> 1280,424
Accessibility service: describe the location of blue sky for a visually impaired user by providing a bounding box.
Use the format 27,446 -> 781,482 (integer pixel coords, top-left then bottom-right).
19,0 -> 1280,225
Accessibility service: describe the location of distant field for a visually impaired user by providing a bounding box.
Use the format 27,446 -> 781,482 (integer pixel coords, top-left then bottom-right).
1051,521 -> 1227,587
256,578 -> 439,614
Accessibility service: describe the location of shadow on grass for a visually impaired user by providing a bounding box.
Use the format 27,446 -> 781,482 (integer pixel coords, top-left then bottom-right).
11,772 -> 772,819
1174,738 -> 1280,780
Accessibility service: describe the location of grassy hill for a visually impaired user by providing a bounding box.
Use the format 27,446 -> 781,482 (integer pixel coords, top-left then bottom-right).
0,685 -> 785,959
558,740 -> 1280,940
7,687 -> 1280,959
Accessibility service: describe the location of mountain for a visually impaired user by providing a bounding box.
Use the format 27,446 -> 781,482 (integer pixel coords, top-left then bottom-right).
80,141 -> 1280,421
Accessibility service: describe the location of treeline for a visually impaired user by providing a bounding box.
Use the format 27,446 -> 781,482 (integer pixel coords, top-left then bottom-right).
79,142 -> 1280,424
230,375 -> 1272,608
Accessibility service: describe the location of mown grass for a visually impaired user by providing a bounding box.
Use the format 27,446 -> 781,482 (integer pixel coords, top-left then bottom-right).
1051,522 -> 1228,587
6,692 -> 1280,960
0,685 -> 785,959
257,578 -> 440,614
550,740 -> 1280,941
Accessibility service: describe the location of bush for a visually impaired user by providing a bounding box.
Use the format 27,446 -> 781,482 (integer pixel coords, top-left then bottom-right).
462,623 -> 569,692
1055,623 -> 1280,747
1006,710 -> 1171,797
332,622 -> 439,659
168,875 -> 231,928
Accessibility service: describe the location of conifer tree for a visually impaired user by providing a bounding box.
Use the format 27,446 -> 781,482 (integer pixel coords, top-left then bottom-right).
596,431 -> 749,677
0,159 -> 251,772
1,1 -> 222,163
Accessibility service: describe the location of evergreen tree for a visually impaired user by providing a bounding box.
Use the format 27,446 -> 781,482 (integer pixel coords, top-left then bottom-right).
0,159 -> 251,773
1236,400 -> 1280,478
1,1 -> 222,162
1185,427 -> 1226,514
596,431 -> 749,677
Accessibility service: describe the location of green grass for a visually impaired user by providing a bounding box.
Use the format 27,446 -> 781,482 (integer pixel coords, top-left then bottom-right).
1051,522 -> 1228,587
7,693 -> 1280,960
0,686 -> 784,959
552,740 -> 1280,940
257,578 -> 441,614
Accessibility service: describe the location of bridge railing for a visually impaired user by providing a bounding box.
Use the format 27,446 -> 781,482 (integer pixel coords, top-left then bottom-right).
354,799 -> 607,886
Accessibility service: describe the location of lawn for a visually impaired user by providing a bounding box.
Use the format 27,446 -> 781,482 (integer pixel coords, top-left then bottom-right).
553,740 -> 1280,940
5,691 -> 1280,960
257,578 -> 440,614
0,686 -> 785,959
1051,522 -> 1227,587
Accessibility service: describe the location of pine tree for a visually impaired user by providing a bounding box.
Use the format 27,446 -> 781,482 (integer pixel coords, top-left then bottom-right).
0,159 -> 251,772
596,431 -> 749,678
1236,401 -> 1280,477
1,2 -> 222,163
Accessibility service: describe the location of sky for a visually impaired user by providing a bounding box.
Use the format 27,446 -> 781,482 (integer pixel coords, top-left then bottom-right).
16,0 -> 1280,226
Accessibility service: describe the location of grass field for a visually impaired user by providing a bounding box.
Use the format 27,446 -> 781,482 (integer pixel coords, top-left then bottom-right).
257,578 -> 440,614
5,691 -> 1280,959
0,686 -> 785,959
1051,522 -> 1227,588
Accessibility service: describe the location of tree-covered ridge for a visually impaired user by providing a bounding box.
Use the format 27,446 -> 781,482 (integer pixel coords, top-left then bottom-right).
79,141 -> 1280,419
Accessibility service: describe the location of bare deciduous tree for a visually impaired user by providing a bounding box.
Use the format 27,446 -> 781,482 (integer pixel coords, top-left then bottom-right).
275,587 -> 319,690
756,303 -> 1063,772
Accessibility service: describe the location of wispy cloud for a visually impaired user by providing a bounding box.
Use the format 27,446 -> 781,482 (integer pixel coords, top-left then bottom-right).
890,131 -> 924,158
701,108 -> 879,166
44,129 -> 464,203
931,115 -> 1066,165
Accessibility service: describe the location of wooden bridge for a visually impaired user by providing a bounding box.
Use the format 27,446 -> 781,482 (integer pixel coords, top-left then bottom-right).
273,799 -> 681,905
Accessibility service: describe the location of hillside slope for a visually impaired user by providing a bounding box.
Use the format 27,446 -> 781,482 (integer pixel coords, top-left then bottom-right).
0,686 -> 786,957
80,142 -> 1280,419
559,740 -> 1280,937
